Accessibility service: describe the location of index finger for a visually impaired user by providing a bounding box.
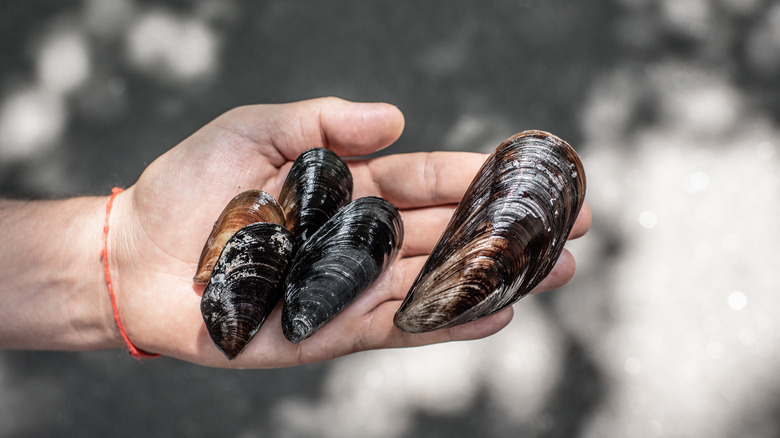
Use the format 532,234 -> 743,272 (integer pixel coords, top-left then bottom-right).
349,151 -> 488,209
350,152 -> 591,240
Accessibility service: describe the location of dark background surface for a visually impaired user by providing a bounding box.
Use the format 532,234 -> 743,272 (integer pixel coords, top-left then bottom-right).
2,1 -> 780,437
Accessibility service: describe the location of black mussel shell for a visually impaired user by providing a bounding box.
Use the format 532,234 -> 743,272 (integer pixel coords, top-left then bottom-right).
201,222 -> 294,359
393,130 -> 586,333
278,148 -> 353,250
282,196 -> 404,343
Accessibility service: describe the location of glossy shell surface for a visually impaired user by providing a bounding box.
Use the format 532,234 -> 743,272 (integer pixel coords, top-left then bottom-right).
201,222 -> 294,359
278,147 -> 353,250
194,190 -> 285,284
282,196 -> 404,343
393,130 -> 586,333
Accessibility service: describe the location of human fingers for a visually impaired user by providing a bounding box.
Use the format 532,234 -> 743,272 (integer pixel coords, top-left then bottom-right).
397,206 -> 455,257
214,97 -> 405,167
349,250 -> 572,352
569,202 -> 591,239
349,151 -> 487,209
377,247 -> 576,304
529,249 -> 576,294
357,301 -> 515,351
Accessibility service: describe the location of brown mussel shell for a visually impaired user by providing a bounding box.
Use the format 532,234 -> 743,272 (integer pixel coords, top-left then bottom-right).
201,222 -> 294,359
194,190 -> 286,284
282,196 -> 404,343
278,148 -> 353,250
393,130 -> 586,333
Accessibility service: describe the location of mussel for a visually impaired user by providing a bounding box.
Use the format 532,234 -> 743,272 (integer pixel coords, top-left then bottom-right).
194,190 -> 286,284
393,130 -> 586,333
197,148 -> 404,357
282,196 -> 404,343
201,222 -> 294,359
278,147 -> 353,249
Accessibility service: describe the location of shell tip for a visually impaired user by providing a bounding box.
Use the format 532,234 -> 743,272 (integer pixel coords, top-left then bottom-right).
193,267 -> 211,284
219,347 -> 239,360
212,337 -> 247,360
393,304 -> 452,334
393,309 -> 425,334
282,317 -> 313,344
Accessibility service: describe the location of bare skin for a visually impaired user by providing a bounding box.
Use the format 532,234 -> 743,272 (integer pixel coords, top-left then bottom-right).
0,97 -> 592,368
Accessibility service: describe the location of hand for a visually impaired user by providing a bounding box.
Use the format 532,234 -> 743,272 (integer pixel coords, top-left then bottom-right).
108,97 -> 592,368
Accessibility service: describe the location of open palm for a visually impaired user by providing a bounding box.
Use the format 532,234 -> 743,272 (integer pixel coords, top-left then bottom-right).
106,97 -> 591,368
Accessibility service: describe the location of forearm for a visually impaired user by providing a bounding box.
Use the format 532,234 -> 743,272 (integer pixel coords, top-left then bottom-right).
0,197 -> 121,350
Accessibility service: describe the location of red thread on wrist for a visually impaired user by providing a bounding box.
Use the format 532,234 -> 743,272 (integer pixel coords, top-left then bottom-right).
100,187 -> 160,359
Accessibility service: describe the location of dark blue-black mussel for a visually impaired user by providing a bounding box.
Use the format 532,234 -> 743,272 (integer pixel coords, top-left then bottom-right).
278,147 -> 353,250
201,222 -> 294,359
282,196 -> 404,343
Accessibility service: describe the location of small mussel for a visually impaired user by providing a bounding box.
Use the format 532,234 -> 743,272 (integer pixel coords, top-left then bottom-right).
194,190 -> 286,284
282,196 -> 404,343
278,147 -> 353,250
201,222 -> 294,359
393,130 -> 586,333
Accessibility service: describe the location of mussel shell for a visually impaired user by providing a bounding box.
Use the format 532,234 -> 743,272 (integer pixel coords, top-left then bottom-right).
282,196 -> 404,343
278,148 -> 353,250
201,222 -> 294,359
393,130 -> 586,333
194,190 -> 286,284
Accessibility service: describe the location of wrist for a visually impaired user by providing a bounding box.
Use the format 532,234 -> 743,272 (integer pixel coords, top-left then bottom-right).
0,196 -> 123,350
76,195 -> 127,349
101,187 -> 160,357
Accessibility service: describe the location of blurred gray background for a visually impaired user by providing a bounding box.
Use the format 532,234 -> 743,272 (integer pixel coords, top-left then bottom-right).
2,0 -> 779,436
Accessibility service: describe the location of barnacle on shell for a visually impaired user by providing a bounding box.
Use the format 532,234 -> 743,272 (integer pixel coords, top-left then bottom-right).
201,222 -> 294,359
194,190 -> 285,284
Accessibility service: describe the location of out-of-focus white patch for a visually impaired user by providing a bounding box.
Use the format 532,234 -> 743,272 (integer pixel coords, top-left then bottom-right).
271,299 -> 563,437
728,291 -> 747,311
442,111 -> 514,153
0,88 -> 66,161
83,0 -> 136,37
576,63 -> 780,438
653,69 -> 743,136
36,29 -> 91,94
580,68 -> 640,143
624,357 -> 643,375
756,142 -> 775,161
660,0 -> 711,24
638,211 -> 658,229
660,0 -> 711,37
685,171 -> 710,193
126,10 -> 219,82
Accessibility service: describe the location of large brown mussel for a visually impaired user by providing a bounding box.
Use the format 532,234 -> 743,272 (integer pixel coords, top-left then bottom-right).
282,196 -> 404,343
393,130 -> 586,333
193,190 -> 286,284
197,147 -> 401,358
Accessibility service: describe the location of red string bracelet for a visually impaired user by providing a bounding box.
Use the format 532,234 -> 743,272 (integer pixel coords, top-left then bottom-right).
100,187 -> 160,359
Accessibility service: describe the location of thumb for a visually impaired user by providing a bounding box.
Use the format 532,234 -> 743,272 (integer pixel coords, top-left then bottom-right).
220,97 -> 406,163
309,96 -> 405,158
